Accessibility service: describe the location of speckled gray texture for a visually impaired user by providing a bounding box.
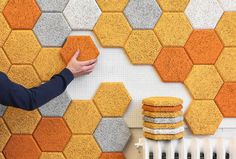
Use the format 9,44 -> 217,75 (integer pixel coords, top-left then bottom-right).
63,0 -> 101,30
39,91 -> 71,117
124,0 -> 162,29
33,13 -> 71,47
143,126 -> 184,135
94,118 -> 131,152
0,104 -> 7,116
143,116 -> 183,124
36,0 -> 69,12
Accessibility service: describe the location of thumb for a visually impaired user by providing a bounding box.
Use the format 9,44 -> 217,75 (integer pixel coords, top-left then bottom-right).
72,49 -> 80,59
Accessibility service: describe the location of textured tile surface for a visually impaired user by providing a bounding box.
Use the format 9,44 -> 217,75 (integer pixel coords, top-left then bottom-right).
154,48 -> 193,82
143,126 -> 184,134
36,0 -> 69,12
3,0 -> 41,29
93,13 -> 132,47
0,48 -> 10,74
184,100 -> 223,135
3,135 -> 41,159
0,0 -> 7,12
64,135 -> 101,159
0,105 -> 7,116
3,107 -> 41,134
144,121 -> 184,129
96,0 -> 128,12
33,118 -> 71,151
64,100 -> 101,134
154,13 -> 192,46
40,152 -> 65,159
143,111 -> 182,118
3,30 -> 41,64
34,48 -> 65,82
99,153 -> 126,159
218,0 -> 236,11
0,153 -> 4,159
184,65 -> 223,99
124,30 -> 162,64
60,36 -> 100,63
63,0 -> 101,30
94,118 -> 131,152
0,118 -> 10,151
39,91 -> 71,117
93,82 -> 131,117
157,0 -> 189,11
33,13 -> 71,47
144,132 -> 184,140
124,0 -> 162,29
0,14 -> 11,47
142,105 -> 183,112
142,97 -> 183,106
143,116 -> 183,124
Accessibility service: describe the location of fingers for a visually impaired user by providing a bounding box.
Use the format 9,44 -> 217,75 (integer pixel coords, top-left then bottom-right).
82,63 -> 96,71
79,59 -> 97,66
72,49 -> 80,59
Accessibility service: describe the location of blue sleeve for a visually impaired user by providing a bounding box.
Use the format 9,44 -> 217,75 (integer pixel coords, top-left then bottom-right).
0,68 -> 74,111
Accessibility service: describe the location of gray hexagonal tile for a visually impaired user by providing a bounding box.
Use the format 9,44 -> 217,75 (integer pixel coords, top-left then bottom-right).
124,0 -> 162,29
0,104 -> 7,116
33,13 -> 71,47
36,0 -> 69,12
94,118 -> 131,152
39,91 -> 71,117
63,0 -> 101,30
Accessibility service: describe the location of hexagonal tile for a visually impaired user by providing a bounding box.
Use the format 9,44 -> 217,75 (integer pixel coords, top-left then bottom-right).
0,118 -> 10,151
64,135 -> 101,159
63,0 -> 101,30
93,82 -> 131,117
99,153 -> 126,159
3,107 -> 41,134
36,0 -> 69,12
93,13 -> 132,47
60,36 -> 100,64
0,105 -> 7,116
96,0 -> 128,12
157,0 -> 189,11
124,0 -> 162,29
3,30 -> 41,64
0,14 -> 11,47
0,0 -> 7,12
124,30 -> 162,64
185,0 -> 223,29
33,48 -> 66,82
184,100 -> 223,135
185,30 -> 223,64
215,83 -> 236,117
215,48 -> 236,82
0,153 -> 5,159
33,118 -> 71,151
218,0 -> 236,11
154,47 -> 193,82
40,152 -> 65,159
3,0 -> 41,29
94,118 -> 131,152
216,12 -> 236,47
7,65 -> 41,88
3,135 -> 41,159
39,91 -> 71,117
184,65 -> 223,99
64,100 -> 101,134
0,48 -> 10,74
33,13 -> 71,47
154,13 -> 192,46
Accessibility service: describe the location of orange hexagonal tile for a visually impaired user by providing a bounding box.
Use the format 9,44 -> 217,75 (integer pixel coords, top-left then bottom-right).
185,30 -> 223,64
154,13 -> 192,46
154,47 -> 193,82
96,0 -> 128,12
93,82 -> 132,117
40,152 -> 65,159
64,135 -> 101,159
215,48 -> 236,82
93,13 -> 132,47
185,100 -> 223,135
0,48 -> 10,74
184,65 -> 223,99
7,65 -> 41,88
99,153 -> 126,159
3,0 -> 41,29
0,118 -> 10,151
124,30 -> 162,64
3,30 -> 41,64
215,83 -> 236,117
34,48 -> 66,82
0,0 -> 7,12
157,0 -> 189,11
60,36 -> 99,64
3,135 -> 41,159
3,107 -> 41,134
33,118 -> 71,151
216,12 -> 236,46
0,14 -> 11,47
64,100 -> 101,134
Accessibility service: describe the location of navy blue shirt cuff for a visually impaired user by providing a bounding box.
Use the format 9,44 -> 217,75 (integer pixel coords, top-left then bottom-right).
59,68 -> 74,85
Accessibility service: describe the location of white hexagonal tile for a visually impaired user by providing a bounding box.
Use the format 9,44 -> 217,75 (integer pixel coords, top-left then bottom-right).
218,0 -> 236,11
36,0 -> 69,12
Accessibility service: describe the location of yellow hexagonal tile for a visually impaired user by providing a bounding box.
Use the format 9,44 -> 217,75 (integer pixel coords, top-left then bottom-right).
3,30 -> 41,64
0,13 -> 11,47
157,0 -> 189,11
215,48 -> 236,82
64,100 -> 102,134
93,82 -> 132,117
185,100 -> 223,135
0,118 -> 10,151
184,65 -> 223,99
124,30 -> 162,64
216,12 -> 236,47
40,152 -> 65,159
64,135 -> 101,159
154,13 -> 192,46
3,107 -> 41,134
93,13 -> 132,47
0,0 -> 7,12
0,48 -> 11,74
96,0 -> 128,12
33,48 -> 66,82
0,153 -> 4,159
